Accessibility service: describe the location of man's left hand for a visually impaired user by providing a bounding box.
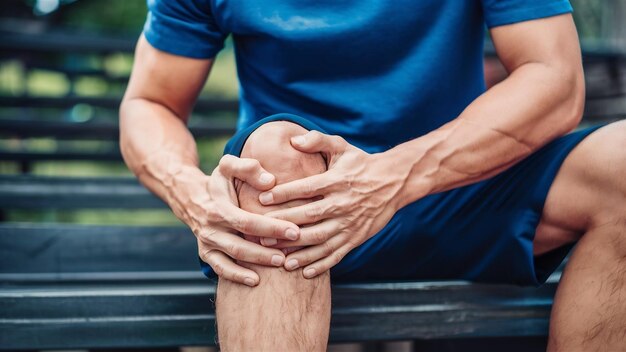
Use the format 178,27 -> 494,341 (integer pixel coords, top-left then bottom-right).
258,131 -> 404,278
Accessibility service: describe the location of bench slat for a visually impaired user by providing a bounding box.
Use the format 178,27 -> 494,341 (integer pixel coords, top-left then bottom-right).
0,223 -> 195,276
0,118 -> 236,139
0,280 -> 557,349
0,222 -> 560,348
0,149 -> 123,162
0,221 -> 565,281
0,96 -> 238,112
0,175 -> 165,209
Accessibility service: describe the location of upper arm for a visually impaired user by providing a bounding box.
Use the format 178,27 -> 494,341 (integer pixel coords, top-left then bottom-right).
123,36 -> 213,122
123,0 -> 228,122
487,13 -> 585,132
489,14 -> 582,76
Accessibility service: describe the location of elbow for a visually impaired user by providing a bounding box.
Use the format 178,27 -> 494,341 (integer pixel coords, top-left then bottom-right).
560,67 -> 585,133
118,98 -> 137,168
118,99 -> 130,151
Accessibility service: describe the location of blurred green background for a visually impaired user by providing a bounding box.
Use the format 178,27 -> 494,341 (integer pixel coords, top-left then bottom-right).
0,0 -> 243,225
0,0 -> 624,226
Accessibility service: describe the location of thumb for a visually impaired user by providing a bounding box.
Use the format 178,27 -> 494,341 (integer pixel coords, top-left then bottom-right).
290,130 -> 346,154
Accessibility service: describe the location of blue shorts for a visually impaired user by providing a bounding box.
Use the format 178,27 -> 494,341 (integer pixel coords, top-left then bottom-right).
201,113 -> 603,286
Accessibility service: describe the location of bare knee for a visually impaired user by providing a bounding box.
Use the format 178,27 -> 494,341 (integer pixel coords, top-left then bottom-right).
216,122 -> 332,349
535,121 -> 626,256
219,119 -> 331,285
240,121 -> 327,184
567,121 -> 626,254
579,123 -> 626,222
237,121 -> 328,250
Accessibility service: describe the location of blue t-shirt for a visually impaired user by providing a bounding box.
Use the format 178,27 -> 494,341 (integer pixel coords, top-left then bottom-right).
143,0 -> 572,153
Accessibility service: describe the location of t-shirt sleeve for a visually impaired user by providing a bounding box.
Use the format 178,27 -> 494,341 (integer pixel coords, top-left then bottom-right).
481,0 -> 573,28
142,0 -> 227,59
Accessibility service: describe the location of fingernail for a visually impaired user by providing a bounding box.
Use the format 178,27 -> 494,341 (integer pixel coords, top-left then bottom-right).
263,237 -> 278,246
259,192 -> 273,204
285,228 -> 298,240
292,136 -> 306,145
244,278 -> 256,287
304,268 -> 316,278
271,254 -> 284,266
259,172 -> 274,184
286,259 -> 299,270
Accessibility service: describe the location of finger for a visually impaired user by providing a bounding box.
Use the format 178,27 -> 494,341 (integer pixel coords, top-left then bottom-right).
218,154 -> 276,191
302,244 -> 353,279
201,249 -> 260,286
209,232 -> 286,267
264,199 -> 334,226
290,130 -> 347,154
272,220 -> 341,248
283,234 -> 345,271
223,204 -> 300,240
259,172 -> 333,205
209,170 -> 300,239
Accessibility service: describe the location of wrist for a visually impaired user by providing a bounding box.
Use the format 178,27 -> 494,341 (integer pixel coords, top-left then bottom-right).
141,150 -> 200,185
378,145 -> 433,211
140,151 -> 206,205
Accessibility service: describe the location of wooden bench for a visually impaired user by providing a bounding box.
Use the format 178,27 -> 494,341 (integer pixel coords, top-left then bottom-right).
0,174 -> 563,350
0,176 -> 558,350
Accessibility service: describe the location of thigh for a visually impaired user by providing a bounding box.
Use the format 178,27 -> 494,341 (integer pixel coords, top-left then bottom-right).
535,120 -> 626,256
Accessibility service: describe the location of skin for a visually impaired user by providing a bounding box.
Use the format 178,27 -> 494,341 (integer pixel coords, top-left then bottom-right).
216,121 -> 331,352
120,11 -> 626,351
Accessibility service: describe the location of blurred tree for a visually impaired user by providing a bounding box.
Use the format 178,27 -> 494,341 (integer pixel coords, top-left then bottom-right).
571,0 -> 603,40
571,0 -> 626,49
57,0 -> 147,35
1,0 -> 146,35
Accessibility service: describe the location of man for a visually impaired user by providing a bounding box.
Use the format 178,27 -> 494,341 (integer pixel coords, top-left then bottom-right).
120,0 -> 626,351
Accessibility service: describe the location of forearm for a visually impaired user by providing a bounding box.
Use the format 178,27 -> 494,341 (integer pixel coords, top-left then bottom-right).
387,61 -> 585,209
119,98 -> 206,212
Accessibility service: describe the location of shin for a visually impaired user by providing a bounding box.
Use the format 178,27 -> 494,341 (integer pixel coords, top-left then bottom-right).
215,121 -> 331,352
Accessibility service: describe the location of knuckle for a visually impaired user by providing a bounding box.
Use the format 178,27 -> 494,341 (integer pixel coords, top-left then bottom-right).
227,242 -> 243,259
231,271 -> 247,284
313,230 -> 327,244
269,223 -> 284,238
335,198 -> 351,212
197,228 -> 219,246
236,216 -> 252,233
333,135 -> 347,147
302,182 -> 315,197
332,251 -> 343,265
204,203 -> 221,222
304,205 -> 322,219
198,247 -> 211,261
325,202 -> 338,216
224,212 -> 243,230
239,158 -> 257,172
208,212 -> 223,226
308,130 -> 322,140
249,158 -> 262,170
212,262 -> 225,276
336,177 -> 350,190
219,155 -> 235,169
346,238 -> 359,248
322,241 -> 334,257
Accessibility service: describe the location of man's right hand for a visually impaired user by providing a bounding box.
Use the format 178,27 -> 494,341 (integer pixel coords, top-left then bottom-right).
120,36 -> 299,286
166,155 -> 301,286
